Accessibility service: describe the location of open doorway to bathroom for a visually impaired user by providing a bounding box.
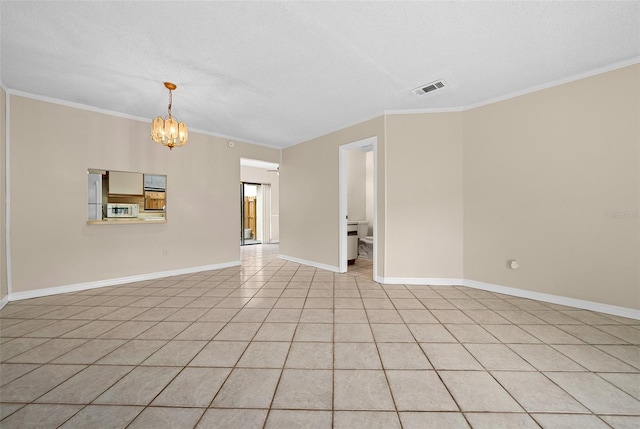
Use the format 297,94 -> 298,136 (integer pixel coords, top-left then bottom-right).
240,158 -> 280,246
339,137 -> 377,281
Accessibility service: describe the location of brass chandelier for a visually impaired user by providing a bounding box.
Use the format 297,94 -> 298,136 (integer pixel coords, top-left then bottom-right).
151,82 -> 188,150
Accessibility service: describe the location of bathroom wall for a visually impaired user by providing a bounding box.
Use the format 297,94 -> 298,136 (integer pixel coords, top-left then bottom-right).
240,165 -> 280,243
346,149 -> 366,222
365,151 -> 374,236
7,94 -> 279,296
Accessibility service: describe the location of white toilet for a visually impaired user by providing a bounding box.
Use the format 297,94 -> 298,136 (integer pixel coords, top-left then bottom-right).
357,221 -> 373,259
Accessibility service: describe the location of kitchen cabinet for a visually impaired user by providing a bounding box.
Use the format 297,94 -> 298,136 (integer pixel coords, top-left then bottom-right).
109,171 -> 143,195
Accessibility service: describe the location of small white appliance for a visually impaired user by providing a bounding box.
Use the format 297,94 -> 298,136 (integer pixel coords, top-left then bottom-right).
106,203 -> 139,218
357,221 -> 373,260
347,221 -> 359,265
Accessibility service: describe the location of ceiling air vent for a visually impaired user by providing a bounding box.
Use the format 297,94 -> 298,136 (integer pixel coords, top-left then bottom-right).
412,79 -> 446,96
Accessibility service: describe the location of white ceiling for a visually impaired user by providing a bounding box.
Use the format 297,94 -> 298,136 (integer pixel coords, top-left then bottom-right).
2,1 -> 639,148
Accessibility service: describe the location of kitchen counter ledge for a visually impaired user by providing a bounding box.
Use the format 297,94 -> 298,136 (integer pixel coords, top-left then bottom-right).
87,218 -> 166,225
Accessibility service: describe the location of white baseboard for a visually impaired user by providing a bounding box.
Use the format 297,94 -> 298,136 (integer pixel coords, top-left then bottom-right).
374,275 -> 638,320
376,275 -> 638,320
5,256 -> 638,320
278,254 -> 340,273
462,279 -> 640,320
379,277 -> 464,286
0,295 -> 9,310
7,261 -> 241,302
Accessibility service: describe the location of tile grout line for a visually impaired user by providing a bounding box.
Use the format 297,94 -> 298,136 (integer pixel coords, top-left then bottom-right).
260,262 -> 310,429
1,245 -> 639,427
359,276 -> 406,428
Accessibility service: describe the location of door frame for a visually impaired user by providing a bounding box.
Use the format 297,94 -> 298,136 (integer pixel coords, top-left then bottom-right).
261,184 -> 271,244
338,136 -> 378,280
240,181 -> 263,246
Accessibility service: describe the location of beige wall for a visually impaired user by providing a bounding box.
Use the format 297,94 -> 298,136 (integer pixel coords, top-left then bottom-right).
464,64 -> 640,309
280,64 -> 638,310
385,113 -> 464,279
6,64 -> 637,312
280,116 -> 385,275
1,87 -> 7,302
241,165 -> 280,242
8,95 -> 278,294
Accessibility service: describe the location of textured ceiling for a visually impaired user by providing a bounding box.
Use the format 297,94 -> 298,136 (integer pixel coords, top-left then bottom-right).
2,1 -> 639,148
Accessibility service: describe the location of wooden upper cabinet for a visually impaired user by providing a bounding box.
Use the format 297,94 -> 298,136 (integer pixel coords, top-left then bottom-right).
109,171 -> 143,195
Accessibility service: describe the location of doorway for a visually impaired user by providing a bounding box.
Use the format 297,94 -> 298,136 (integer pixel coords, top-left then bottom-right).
240,157 -> 280,246
339,136 -> 378,281
241,182 -> 263,245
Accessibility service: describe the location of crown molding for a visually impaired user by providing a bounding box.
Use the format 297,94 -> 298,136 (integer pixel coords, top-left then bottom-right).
382,56 -> 640,116
188,126 -> 282,150
296,57 -> 640,145
6,57 -> 638,149
8,88 -> 153,122
384,106 -> 464,115
5,89 -> 280,151
284,112 -> 385,149
462,56 -> 640,111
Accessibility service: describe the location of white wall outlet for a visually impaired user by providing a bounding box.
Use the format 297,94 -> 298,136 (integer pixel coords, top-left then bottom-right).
162,248 -> 168,256
509,259 -> 519,270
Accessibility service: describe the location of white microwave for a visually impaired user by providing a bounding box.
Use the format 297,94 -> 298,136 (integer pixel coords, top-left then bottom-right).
106,203 -> 139,218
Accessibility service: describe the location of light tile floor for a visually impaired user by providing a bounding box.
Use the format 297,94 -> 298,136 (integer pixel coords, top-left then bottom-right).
1,244 -> 639,428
